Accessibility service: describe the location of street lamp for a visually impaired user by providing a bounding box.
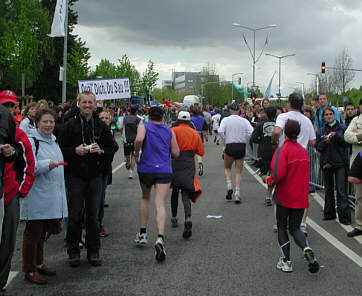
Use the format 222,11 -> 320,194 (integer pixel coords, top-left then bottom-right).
265,53 -> 295,97
232,23 -> 277,87
307,73 -> 320,96
231,72 -> 244,101
296,81 -> 305,99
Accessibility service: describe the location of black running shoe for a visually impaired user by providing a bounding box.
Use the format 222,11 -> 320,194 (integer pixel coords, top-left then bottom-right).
155,238 -> 166,262
303,247 -> 319,273
226,189 -> 233,200
182,221 -> 192,239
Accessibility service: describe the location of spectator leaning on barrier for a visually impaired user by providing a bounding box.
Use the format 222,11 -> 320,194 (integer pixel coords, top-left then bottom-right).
315,93 -> 341,129
59,91 -> 115,267
316,107 -> 351,225
344,99 -> 362,237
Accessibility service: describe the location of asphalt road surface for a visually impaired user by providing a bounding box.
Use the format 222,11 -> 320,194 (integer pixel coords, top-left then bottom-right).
6,135 -> 362,296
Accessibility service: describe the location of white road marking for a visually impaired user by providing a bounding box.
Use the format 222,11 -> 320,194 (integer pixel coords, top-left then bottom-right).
245,163 -> 362,267
5,271 -> 18,288
112,162 -> 125,174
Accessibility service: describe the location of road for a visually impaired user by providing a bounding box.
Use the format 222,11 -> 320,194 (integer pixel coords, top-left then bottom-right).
6,135 -> 362,296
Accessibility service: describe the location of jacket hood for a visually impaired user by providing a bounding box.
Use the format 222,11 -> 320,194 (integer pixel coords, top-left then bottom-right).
33,128 -> 57,143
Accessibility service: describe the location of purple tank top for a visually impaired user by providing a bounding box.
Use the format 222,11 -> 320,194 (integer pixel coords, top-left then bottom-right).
137,122 -> 172,174
191,115 -> 204,131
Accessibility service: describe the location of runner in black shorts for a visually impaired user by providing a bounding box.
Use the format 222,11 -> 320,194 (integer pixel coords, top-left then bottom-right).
224,143 -> 246,160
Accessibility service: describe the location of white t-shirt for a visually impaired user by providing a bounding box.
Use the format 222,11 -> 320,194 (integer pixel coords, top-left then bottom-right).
275,111 -> 316,149
218,115 -> 254,144
211,114 -> 221,130
117,116 -> 126,143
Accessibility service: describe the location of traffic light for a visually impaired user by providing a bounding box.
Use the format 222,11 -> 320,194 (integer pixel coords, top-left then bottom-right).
251,92 -> 256,101
321,62 -> 325,73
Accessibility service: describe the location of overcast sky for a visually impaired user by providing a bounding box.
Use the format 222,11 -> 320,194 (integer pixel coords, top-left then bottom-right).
73,0 -> 362,96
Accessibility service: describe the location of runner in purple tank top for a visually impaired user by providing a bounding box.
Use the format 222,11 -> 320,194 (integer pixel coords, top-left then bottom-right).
133,107 -> 179,262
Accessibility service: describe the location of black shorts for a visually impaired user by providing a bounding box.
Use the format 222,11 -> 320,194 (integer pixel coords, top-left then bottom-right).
225,143 -> 246,160
138,173 -> 172,188
123,141 -> 134,156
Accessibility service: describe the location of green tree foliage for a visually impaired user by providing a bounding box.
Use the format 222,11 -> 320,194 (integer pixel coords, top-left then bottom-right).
67,37 -> 91,87
92,59 -> 118,78
151,87 -> 183,103
116,55 -> 140,95
0,0 -> 50,94
140,60 -> 159,97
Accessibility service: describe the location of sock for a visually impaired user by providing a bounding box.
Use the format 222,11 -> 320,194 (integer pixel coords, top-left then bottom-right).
235,187 -> 240,193
140,228 -> 146,234
158,234 -> 164,241
226,180 -> 232,190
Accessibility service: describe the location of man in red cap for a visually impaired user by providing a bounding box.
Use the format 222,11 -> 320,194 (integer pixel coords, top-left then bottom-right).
0,90 -> 35,291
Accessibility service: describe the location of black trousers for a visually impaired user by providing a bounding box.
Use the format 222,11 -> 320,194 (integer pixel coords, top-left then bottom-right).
66,174 -> 102,255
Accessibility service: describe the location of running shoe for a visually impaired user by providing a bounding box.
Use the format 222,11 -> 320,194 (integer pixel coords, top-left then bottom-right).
135,233 -> 148,246
235,193 -> 241,204
265,197 -> 272,206
214,136 -> 216,143
155,237 -> 166,262
182,220 -> 192,239
276,257 -> 293,272
303,247 -> 319,273
171,217 -> 178,228
272,224 -> 278,232
128,170 -> 133,179
198,163 -> 204,176
216,140 -> 220,145
226,189 -> 233,200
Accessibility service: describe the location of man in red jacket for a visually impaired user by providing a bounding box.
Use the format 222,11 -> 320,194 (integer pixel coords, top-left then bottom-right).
0,91 -> 35,291
268,120 -> 319,274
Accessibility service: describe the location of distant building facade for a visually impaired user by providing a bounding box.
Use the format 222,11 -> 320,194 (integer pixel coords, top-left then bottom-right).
171,71 -> 219,92
162,80 -> 172,89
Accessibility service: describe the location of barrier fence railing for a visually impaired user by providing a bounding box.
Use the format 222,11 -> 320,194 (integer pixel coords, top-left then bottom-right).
308,146 -> 355,210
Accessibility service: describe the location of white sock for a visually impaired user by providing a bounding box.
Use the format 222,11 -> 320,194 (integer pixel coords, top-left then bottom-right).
226,180 -> 232,190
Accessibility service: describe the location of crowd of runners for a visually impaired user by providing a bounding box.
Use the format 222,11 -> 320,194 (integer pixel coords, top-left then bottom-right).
1,89 -> 362,292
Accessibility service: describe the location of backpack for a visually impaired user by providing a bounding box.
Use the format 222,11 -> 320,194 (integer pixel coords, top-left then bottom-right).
124,115 -> 141,143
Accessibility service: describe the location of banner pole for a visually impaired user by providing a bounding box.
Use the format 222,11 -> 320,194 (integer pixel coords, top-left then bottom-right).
61,1 -> 69,104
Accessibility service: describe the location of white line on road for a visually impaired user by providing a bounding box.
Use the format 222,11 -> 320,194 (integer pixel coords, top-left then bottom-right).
112,162 -> 125,174
6,271 -> 18,289
244,163 -> 362,267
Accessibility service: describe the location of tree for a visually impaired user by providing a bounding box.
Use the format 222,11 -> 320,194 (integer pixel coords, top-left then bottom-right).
332,48 -> 355,94
116,54 -> 141,95
140,60 -> 159,98
92,59 -> 117,79
0,0 -> 50,96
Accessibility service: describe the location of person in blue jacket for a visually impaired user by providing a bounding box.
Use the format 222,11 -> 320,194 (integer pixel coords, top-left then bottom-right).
315,93 -> 341,129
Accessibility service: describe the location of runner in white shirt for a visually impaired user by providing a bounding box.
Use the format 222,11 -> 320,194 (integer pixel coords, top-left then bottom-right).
211,109 -> 221,145
272,93 -> 316,149
218,103 -> 254,203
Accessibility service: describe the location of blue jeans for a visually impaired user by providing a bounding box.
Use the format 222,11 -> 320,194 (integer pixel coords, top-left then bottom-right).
66,174 -> 102,254
323,166 -> 351,223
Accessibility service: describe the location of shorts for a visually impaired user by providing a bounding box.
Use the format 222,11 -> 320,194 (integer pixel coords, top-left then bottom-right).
224,143 -> 246,160
123,141 -> 134,156
138,173 -> 172,188
213,129 -> 218,134
259,159 -> 271,176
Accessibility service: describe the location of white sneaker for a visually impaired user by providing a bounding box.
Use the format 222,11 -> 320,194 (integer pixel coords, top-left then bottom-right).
155,237 -> 166,262
128,170 -> 133,179
276,257 -> 293,272
135,233 -> 147,245
235,192 -> 241,204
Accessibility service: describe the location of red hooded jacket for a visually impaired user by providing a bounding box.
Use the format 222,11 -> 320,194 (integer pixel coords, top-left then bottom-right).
3,127 -> 35,206
267,139 -> 309,209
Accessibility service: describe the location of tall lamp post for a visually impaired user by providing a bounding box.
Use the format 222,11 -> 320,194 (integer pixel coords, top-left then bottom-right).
231,72 -> 244,101
232,23 -> 277,87
296,81 -> 305,99
307,73 -> 320,96
265,53 -> 295,98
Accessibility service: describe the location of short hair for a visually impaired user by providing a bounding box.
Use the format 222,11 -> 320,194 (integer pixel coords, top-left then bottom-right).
318,93 -> 328,100
288,92 -> 303,110
37,99 -> 49,108
254,102 -> 261,107
303,105 -> 315,123
344,102 -> 355,109
35,108 -> 56,124
77,91 -> 96,102
22,102 -> 38,116
265,106 -> 276,120
149,106 -> 163,121
284,119 -> 300,141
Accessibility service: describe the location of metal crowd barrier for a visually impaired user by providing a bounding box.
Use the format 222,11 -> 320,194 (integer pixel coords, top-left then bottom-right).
308,146 -> 355,210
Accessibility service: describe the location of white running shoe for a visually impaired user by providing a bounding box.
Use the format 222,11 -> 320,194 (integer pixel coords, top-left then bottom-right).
155,237 -> 166,262
235,193 -> 241,204
135,233 -> 147,246
128,170 -> 133,179
276,257 -> 293,272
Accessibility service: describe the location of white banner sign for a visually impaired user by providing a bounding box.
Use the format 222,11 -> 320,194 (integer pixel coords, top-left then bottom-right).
49,0 -> 67,37
78,78 -> 131,101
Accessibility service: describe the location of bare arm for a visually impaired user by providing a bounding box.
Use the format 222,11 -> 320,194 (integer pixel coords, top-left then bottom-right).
170,130 -> 180,158
134,124 -> 146,155
308,139 -> 316,147
271,126 -> 282,150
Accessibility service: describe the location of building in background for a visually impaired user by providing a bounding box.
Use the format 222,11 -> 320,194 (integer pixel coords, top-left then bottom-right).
171,71 -> 219,92
162,80 -> 172,89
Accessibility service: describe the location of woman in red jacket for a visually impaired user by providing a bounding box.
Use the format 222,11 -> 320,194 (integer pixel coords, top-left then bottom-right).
268,119 -> 319,274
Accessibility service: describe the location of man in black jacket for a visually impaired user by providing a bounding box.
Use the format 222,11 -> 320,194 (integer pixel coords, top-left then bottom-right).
59,91 -> 115,267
